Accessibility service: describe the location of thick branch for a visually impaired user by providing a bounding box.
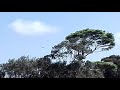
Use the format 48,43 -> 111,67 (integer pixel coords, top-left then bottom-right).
85,44 -> 99,56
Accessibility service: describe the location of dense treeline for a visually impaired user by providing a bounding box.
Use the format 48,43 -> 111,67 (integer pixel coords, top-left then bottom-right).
0,56 -> 104,78
0,55 -> 119,78
0,28 -> 119,78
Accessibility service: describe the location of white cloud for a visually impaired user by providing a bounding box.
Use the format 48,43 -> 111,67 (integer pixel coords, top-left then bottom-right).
9,19 -> 59,36
114,32 -> 120,45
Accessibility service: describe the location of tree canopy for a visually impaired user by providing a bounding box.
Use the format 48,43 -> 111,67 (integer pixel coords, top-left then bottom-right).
51,29 -> 115,61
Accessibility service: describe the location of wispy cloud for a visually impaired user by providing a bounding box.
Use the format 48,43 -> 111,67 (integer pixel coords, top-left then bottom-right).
114,32 -> 120,45
9,19 -> 59,36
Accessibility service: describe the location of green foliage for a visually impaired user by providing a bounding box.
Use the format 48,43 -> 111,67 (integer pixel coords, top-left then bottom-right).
94,61 -> 118,78
101,55 -> 120,78
66,28 -> 115,52
0,56 -> 105,78
101,55 -> 120,67
51,29 -> 115,61
95,61 -> 117,70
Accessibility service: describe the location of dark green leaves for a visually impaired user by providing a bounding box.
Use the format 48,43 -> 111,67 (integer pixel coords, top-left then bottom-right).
51,28 -> 115,62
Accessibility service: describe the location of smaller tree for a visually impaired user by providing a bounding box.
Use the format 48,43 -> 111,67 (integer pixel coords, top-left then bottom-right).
101,55 -> 120,78
101,55 -> 120,67
95,61 -> 117,78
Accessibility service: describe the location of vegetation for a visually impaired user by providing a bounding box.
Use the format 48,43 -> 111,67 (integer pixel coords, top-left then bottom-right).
0,28 -> 119,78
51,29 -> 115,61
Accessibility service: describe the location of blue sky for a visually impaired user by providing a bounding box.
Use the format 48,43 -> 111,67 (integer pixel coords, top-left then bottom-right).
0,12 -> 120,63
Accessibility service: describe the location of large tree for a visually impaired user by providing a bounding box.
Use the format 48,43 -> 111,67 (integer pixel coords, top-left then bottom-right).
51,28 -> 115,60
